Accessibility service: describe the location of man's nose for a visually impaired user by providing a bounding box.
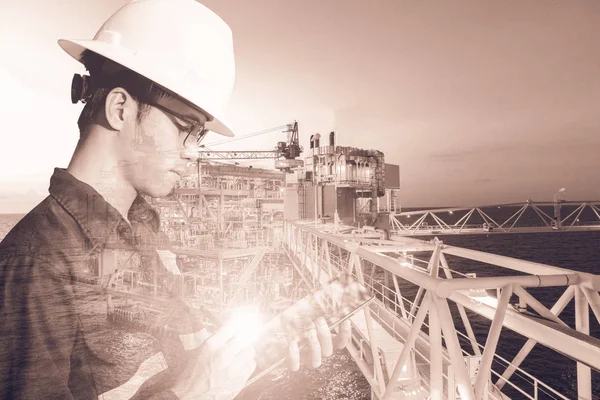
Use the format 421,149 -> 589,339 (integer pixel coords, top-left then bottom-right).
180,147 -> 200,163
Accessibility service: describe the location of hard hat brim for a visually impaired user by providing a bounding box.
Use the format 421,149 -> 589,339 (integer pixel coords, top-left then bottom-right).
58,38 -> 235,137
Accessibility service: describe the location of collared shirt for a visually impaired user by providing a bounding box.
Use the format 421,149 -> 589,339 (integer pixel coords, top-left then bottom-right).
0,168 -> 190,399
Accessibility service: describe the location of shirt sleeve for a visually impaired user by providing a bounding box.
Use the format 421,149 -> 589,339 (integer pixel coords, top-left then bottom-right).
0,254 -> 79,399
129,369 -> 182,399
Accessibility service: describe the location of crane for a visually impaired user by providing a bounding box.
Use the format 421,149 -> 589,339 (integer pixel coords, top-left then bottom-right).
194,121 -> 303,171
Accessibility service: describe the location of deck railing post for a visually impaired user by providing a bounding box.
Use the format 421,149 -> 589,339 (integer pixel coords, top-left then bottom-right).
382,295 -> 431,400
429,296 -> 443,400
575,286 -> 592,400
432,295 -> 476,400
473,284 -> 512,398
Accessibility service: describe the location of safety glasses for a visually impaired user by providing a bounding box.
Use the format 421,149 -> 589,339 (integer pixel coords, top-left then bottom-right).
150,102 -> 209,148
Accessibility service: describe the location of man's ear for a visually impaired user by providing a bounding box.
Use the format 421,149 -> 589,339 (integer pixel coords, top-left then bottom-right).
104,87 -> 135,131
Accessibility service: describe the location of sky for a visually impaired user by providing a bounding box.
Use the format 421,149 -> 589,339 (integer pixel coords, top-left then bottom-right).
0,0 -> 599,212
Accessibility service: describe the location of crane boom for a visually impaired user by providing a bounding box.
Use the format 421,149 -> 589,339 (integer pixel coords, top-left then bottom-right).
194,121 -> 304,171
196,150 -> 279,160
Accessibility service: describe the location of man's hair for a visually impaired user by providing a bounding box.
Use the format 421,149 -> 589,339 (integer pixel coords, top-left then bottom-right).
77,50 -> 168,136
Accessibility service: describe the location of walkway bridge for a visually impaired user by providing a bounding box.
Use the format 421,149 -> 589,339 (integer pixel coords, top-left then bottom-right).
389,200 -> 600,236
282,221 -> 600,400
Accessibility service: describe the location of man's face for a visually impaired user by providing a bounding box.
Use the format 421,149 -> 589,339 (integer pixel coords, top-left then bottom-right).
118,95 -> 208,198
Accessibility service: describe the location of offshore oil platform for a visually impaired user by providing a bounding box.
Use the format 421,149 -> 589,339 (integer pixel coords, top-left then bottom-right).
75,122 -> 599,399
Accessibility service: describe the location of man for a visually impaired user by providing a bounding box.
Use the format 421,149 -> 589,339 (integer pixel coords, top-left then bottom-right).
0,1 -> 350,399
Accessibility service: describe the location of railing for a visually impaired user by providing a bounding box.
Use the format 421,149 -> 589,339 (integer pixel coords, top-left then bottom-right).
390,201 -> 600,236
283,220 -> 600,400
328,250 -> 567,400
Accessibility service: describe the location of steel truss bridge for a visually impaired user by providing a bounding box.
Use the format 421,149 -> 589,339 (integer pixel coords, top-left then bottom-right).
282,221 -> 600,400
389,200 -> 600,236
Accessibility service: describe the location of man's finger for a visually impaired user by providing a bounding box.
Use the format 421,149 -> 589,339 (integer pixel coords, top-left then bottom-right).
307,327 -> 322,368
287,339 -> 300,372
315,317 -> 333,357
334,319 -> 352,350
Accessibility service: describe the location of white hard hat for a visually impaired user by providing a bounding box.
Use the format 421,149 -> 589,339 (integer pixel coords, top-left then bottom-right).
58,0 -> 235,137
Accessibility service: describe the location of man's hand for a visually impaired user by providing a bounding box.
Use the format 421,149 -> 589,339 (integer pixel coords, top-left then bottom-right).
286,317 -> 352,371
171,323 -> 256,400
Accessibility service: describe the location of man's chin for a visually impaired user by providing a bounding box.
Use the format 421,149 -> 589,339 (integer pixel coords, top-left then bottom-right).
141,183 -> 176,199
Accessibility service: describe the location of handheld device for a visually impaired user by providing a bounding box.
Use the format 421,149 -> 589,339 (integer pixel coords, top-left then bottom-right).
248,273 -> 374,385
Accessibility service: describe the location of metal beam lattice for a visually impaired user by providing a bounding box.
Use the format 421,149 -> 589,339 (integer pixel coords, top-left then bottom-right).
283,221 -> 599,400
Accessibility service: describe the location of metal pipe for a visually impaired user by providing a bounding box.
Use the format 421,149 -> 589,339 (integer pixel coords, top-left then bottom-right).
342,242 -> 440,293
452,208 -> 470,226
512,285 -> 568,327
500,204 -> 527,230
575,286 -> 592,399
439,253 -> 482,356
392,274 -> 408,320
449,286 -> 600,373
530,205 -> 551,227
349,253 -> 387,393
433,295 -> 476,400
509,204 -> 529,231
302,232 -> 311,284
496,286 -> 574,389
409,242 -> 440,321
409,213 -> 428,232
474,284 -> 513,398
436,273 -> 581,297
430,212 -> 454,232
441,245 -> 600,286
590,204 -> 600,220
531,204 -> 554,226
581,286 -> 600,325
410,287 -> 426,323
567,204 -> 586,229
363,299 -> 387,393
459,209 -> 477,233
429,297 -> 443,400
429,241 -> 442,277
324,240 -> 333,279
360,244 -> 436,253
382,294 -> 431,400
477,208 -> 504,230
475,208 -> 493,228
561,203 -> 585,226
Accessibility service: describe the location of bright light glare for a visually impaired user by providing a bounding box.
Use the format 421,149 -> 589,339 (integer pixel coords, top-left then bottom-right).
224,306 -> 263,345
467,290 -> 498,307
467,288 -> 488,299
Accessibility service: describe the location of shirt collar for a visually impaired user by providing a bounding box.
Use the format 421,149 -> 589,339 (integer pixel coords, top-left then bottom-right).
48,168 -> 160,247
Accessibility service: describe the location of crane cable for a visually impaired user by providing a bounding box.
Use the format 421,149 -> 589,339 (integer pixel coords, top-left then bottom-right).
205,124 -> 291,147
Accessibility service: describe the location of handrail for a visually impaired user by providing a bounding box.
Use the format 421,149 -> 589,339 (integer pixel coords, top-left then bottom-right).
283,220 -> 598,400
